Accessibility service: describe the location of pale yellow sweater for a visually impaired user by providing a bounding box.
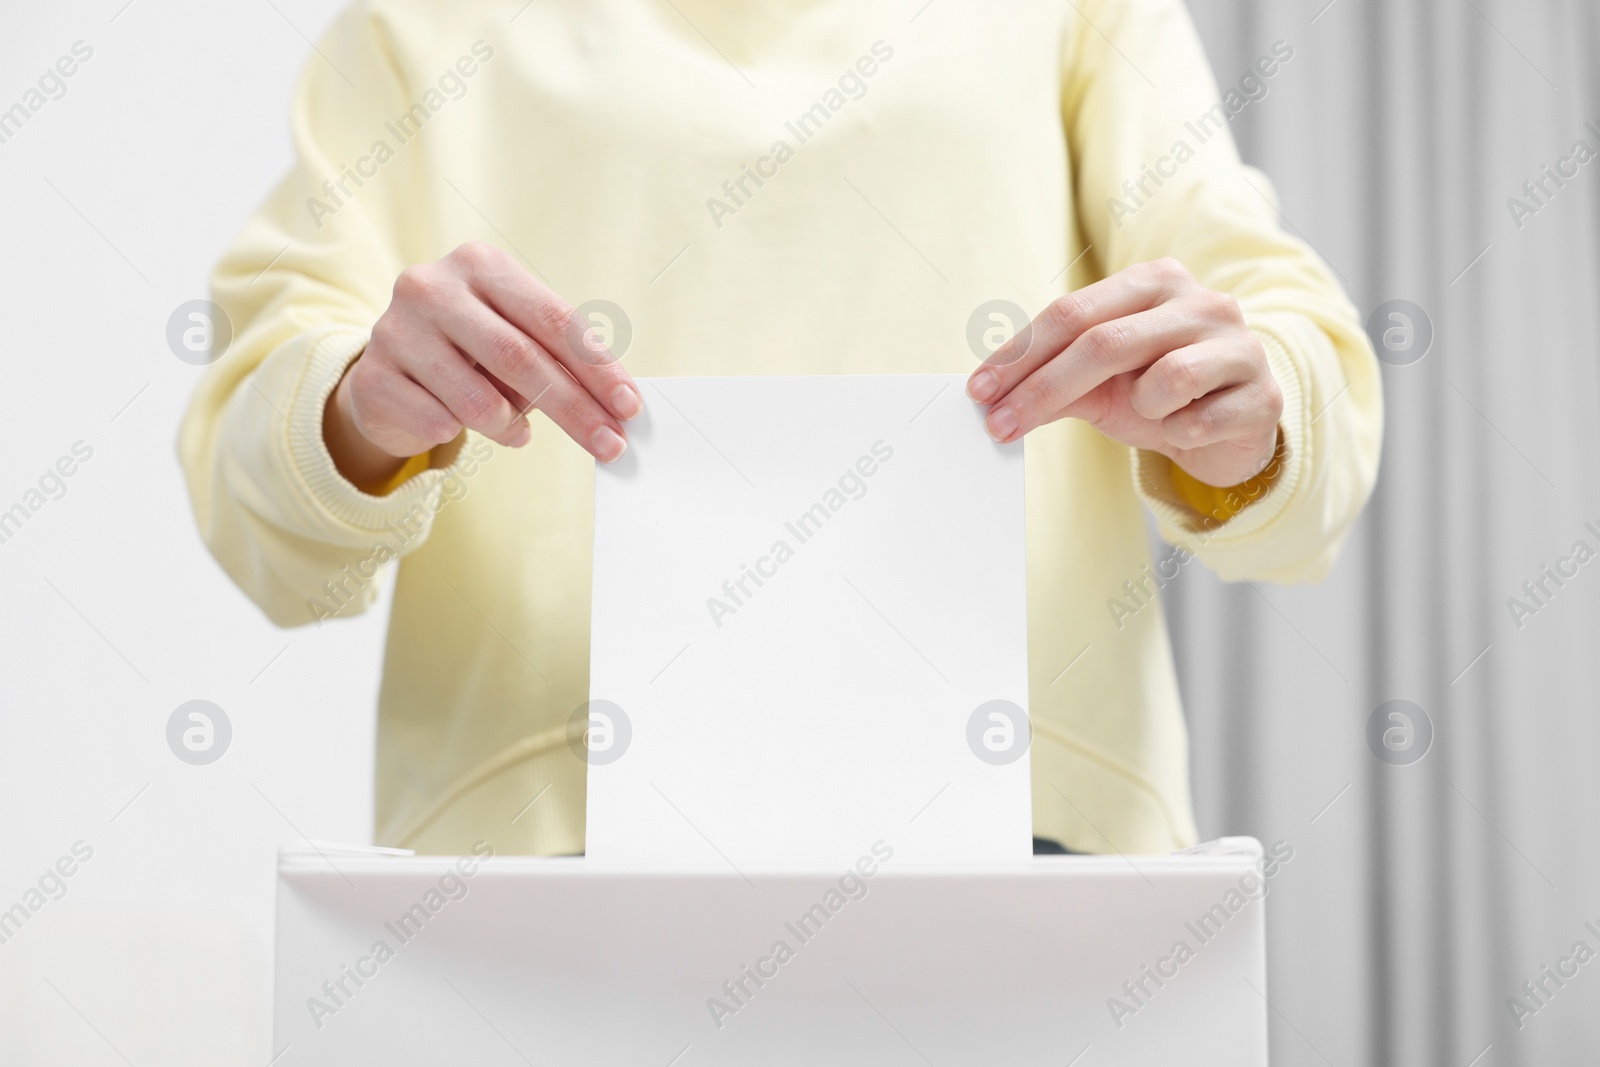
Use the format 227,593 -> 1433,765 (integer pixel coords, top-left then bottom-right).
179,0 -> 1381,856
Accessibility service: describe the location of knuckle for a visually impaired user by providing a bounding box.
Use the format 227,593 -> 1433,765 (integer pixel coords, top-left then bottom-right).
1020,372 -> 1066,414
535,298 -> 575,338
458,387 -> 502,427
451,240 -> 510,277
1163,350 -> 1202,399
1017,377 -> 1056,415
362,317 -> 398,359
392,266 -> 424,299
1041,293 -> 1090,337
553,389 -> 590,429
416,350 -> 456,390
1079,321 -> 1129,369
487,329 -> 539,378
451,240 -> 490,267
1198,289 -> 1240,322
1150,257 -> 1190,286
393,265 -> 443,307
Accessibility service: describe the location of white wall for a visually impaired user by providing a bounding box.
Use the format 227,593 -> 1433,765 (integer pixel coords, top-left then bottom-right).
0,3 -> 378,1063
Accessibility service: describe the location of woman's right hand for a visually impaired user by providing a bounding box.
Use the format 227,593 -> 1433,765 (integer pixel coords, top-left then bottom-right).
323,241 -> 642,492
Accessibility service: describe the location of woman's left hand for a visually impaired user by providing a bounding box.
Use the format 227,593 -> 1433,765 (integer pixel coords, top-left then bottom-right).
966,258 -> 1283,488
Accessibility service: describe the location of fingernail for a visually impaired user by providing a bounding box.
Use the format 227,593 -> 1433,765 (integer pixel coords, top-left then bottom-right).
986,406 -> 1017,442
593,425 -> 627,463
611,384 -> 642,421
968,370 -> 999,403
511,418 -> 532,446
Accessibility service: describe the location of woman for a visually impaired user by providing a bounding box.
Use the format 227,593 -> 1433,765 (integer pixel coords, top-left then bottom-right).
179,0 -> 1381,856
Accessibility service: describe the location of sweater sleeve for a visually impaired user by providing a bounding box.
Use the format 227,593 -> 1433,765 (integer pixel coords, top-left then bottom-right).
1062,0 -> 1383,583
177,4 -> 468,628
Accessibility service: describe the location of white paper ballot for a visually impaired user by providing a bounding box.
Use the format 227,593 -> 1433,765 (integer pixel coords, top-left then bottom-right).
585,374 -> 1031,869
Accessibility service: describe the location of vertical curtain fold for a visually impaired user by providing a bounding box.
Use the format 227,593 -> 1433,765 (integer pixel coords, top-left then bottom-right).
1171,2 -> 1600,1063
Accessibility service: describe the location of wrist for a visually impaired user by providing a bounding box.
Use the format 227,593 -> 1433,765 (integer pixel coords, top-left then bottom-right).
1167,426 -> 1288,526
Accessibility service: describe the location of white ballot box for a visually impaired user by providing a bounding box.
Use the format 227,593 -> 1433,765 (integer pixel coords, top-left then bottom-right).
271,839 -> 1271,1066
270,376 -> 1270,1064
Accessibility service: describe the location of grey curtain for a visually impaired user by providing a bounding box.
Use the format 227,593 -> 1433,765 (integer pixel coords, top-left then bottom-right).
1172,1 -> 1600,1064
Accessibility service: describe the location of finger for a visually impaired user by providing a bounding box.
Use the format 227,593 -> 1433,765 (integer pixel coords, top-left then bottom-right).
967,257 -> 1196,404
425,296 -> 553,436
1127,336 -> 1261,421
391,324 -> 530,448
428,297 -> 627,461
522,365 -> 630,462
452,243 -> 643,422
984,304 -> 1208,442
350,358 -> 469,455
478,364 -> 531,412
1160,379 -> 1281,451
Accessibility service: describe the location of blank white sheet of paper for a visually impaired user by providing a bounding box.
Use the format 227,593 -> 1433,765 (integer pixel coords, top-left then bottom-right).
585,374 -> 1031,869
